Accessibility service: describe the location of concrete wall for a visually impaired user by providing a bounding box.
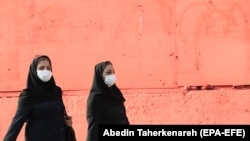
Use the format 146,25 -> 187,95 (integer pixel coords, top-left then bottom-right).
1,0 -> 250,141
1,89 -> 250,140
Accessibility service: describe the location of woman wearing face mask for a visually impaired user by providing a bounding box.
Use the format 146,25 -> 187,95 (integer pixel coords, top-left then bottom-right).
3,55 -> 72,141
86,61 -> 129,141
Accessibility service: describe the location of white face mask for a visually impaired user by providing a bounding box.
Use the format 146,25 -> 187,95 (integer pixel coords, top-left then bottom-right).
37,70 -> 53,82
104,74 -> 116,87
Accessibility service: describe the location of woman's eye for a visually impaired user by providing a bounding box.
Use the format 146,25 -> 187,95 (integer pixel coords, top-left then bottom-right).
37,66 -> 51,70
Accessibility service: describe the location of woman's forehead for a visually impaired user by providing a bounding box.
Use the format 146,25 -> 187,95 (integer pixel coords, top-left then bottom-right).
37,60 -> 51,66
104,64 -> 114,70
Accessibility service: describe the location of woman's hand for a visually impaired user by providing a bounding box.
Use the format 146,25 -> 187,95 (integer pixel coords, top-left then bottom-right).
65,116 -> 72,126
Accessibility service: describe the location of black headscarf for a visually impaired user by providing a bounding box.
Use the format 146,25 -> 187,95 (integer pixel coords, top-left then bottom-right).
19,55 -> 60,105
86,61 -> 125,117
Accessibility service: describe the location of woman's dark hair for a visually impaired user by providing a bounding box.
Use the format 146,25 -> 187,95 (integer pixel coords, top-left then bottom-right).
103,61 -> 112,68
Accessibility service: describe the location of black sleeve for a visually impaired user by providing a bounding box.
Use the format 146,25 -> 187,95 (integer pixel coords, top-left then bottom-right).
86,112 -> 101,141
55,86 -> 67,117
3,98 -> 32,141
56,86 -> 63,99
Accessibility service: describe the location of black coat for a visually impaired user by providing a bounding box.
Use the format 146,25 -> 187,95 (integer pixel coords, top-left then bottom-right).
86,104 -> 129,141
3,88 -> 66,141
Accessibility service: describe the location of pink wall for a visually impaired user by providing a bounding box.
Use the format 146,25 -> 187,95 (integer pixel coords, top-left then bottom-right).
1,0 -> 250,140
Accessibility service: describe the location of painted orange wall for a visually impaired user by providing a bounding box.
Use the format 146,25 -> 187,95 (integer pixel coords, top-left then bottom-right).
1,0 -> 250,141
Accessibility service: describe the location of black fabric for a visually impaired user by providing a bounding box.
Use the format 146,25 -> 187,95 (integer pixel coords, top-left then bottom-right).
64,112 -> 77,141
86,61 -> 126,117
3,55 -> 66,141
65,125 -> 77,141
